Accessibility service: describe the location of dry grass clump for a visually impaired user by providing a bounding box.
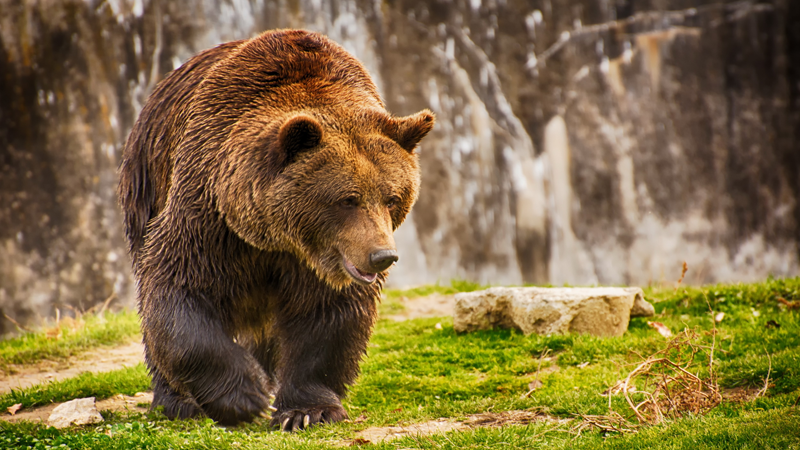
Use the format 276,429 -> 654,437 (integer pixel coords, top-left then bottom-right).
609,329 -> 722,425
576,328 -> 724,436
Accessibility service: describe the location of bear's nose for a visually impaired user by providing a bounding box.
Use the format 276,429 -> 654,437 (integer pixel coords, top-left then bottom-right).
370,249 -> 398,272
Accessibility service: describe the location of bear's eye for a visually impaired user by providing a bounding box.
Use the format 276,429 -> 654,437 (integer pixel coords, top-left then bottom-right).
340,196 -> 359,209
386,196 -> 401,209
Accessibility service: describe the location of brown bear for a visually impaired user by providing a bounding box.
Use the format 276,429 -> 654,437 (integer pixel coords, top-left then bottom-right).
117,29 -> 434,430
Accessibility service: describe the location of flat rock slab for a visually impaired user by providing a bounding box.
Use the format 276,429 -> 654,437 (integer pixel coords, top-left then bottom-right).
47,397 -> 103,428
454,287 -> 653,337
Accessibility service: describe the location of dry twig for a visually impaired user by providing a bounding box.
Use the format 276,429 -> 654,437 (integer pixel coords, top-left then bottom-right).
522,348 -> 550,398
571,412 -> 637,438
754,346 -> 773,399
2,313 -> 32,333
777,297 -> 800,310
86,292 -> 117,315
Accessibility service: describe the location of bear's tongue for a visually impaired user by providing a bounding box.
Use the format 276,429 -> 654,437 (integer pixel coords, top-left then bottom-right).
343,258 -> 377,284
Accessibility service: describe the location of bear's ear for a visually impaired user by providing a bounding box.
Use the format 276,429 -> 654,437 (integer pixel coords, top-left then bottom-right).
278,114 -> 323,161
383,109 -> 435,152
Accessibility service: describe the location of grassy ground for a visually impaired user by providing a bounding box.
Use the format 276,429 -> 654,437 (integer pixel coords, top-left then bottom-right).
1,278 -> 799,449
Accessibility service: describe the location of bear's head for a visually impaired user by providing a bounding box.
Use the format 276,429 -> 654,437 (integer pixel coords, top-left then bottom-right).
199,30 -> 435,289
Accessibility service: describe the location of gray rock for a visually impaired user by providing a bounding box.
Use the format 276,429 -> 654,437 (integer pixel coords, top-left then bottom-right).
47,397 -> 104,429
454,287 -> 654,337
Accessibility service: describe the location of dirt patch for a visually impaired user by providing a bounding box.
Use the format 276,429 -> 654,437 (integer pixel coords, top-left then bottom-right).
722,386 -> 762,403
355,419 -> 465,443
0,341 -> 145,394
2,392 -> 153,424
463,409 -> 561,427
386,294 -> 456,321
351,410 -> 562,444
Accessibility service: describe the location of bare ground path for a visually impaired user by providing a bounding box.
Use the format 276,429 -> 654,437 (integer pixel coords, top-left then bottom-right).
2,392 -> 153,424
0,341 -> 145,395
1,340 -> 148,423
384,293 -> 456,321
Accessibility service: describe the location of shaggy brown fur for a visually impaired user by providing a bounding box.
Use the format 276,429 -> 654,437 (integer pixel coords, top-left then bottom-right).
118,29 -> 434,429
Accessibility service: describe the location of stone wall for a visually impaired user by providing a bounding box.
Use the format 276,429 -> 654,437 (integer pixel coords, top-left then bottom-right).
1,0 -> 798,332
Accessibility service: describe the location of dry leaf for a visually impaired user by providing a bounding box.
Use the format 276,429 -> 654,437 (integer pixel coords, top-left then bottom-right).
577,361 -> 590,369
777,297 -> 800,310
714,312 -> 725,323
7,403 -> 22,415
647,321 -> 673,338
527,379 -> 543,391
350,438 -> 371,446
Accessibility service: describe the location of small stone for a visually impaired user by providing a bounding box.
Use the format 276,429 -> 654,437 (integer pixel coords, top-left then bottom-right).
626,288 -> 655,317
47,397 -> 104,429
454,287 -> 654,337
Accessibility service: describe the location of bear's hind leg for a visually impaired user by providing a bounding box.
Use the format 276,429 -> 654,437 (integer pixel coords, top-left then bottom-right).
151,369 -> 202,420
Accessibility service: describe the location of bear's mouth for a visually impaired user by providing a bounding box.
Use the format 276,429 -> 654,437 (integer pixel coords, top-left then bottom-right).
343,257 -> 378,284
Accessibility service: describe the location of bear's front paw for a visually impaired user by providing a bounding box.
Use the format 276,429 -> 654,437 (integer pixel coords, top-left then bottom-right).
270,404 -> 348,432
201,377 -> 272,426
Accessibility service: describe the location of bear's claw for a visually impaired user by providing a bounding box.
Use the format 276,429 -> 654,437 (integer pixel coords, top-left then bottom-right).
271,405 -> 347,432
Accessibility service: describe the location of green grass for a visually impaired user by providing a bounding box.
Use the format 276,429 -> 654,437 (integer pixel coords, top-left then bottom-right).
0,309 -> 140,372
1,278 -> 800,449
383,407 -> 800,449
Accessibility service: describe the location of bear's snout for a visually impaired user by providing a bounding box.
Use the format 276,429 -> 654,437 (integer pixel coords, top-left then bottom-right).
341,246 -> 397,285
369,249 -> 398,272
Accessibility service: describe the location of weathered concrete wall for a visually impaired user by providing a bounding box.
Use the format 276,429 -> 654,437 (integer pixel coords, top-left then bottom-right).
382,0 -> 800,287
1,0 -> 798,332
